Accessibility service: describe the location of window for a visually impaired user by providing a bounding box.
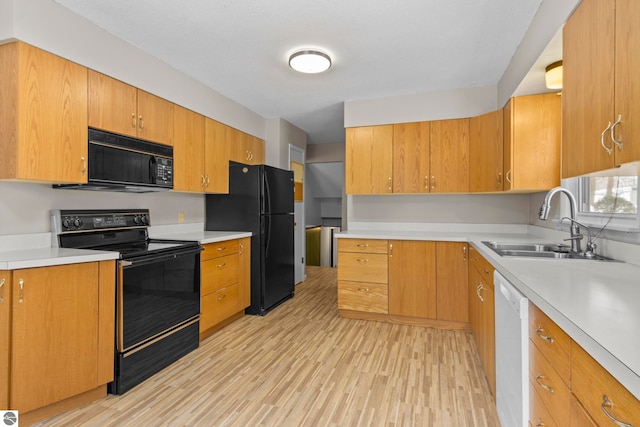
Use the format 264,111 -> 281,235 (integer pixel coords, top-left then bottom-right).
564,176 -> 640,231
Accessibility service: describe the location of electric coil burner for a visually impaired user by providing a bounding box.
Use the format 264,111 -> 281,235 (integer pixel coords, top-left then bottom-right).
52,209 -> 202,394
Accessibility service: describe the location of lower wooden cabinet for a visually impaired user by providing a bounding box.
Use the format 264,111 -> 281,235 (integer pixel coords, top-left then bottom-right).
337,281 -> 388,314
2,261 -> 115,422
200,238 -> 250,340
570,393 -> 597,427
0,273 -> 10,409
388,240 -> 436,318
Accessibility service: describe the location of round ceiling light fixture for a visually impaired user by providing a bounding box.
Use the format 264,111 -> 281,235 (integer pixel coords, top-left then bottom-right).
289,49 -> 332,74
545,60 -> 563,90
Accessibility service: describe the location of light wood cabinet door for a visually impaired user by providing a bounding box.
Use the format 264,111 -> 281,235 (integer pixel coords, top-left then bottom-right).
481,279 -> 495,395
338,252 -> 389,284
529,303 -> 571,386
345,125 -> 394,194
248,135 -> 265,164
229,131 -> 264,165
136,89 -> 174,146
238,237 -> 251,308
0,42 -> 88,184
436,242 -> 468,323
173,105 -> 205,192
88,70 -> 138,138
11,263 -> 100,413
429,119 -> 469,193
392,122 -> 430,193
505,94 -> 561,190
614,0 -> 640,166
470,111 -> 503,192
204,118 -> 231,194
388,240 -> 436,318
562,0 -> 616,177
0,274 -> 10,409
338,281 -> 388,314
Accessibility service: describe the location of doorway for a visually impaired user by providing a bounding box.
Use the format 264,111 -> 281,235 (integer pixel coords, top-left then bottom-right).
289,144 -> 305,284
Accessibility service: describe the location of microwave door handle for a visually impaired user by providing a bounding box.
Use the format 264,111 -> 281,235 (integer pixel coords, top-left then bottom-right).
149,156 -> 157,184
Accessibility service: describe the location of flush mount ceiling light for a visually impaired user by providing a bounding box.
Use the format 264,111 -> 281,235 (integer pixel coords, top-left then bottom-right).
289,49 -> 332,74
545,60 -> 563,90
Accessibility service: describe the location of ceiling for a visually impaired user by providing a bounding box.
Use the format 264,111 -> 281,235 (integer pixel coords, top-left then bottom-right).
54,0 -> 553,145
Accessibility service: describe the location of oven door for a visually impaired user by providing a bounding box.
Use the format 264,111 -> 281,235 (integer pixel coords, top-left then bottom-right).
117,246 -> 201,353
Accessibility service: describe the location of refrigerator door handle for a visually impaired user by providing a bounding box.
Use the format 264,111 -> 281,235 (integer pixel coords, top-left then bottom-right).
265,214 -> 271,259
263,172 -> 272,215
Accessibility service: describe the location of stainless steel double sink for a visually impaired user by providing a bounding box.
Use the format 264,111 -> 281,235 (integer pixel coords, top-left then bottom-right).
481,241 -> 616,261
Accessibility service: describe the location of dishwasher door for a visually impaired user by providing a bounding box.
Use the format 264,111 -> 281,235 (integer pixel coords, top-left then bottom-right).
494,271 -> 529,427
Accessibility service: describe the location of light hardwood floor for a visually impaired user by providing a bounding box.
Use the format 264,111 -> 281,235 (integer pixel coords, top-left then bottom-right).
35,266 -> 500,427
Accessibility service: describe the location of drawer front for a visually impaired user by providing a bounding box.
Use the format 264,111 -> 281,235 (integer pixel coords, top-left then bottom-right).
468,245 -> 494,281
571,341 -> 640,427
570,393 -> 597,427
530,382 -> 559,427
200,283 -> 240,332
338,281 -> 388,314
202,239 -> 240,261
529,341 -> 570,427
529,303 -> 571,386
338,252 -> 388,284
202,253 -> 239,295
338,239 -> 388,254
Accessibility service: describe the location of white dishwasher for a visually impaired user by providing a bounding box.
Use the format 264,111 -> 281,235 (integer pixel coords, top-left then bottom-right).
494,271 -> 529,427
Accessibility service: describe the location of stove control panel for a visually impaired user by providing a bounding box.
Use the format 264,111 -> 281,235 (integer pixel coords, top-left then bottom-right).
51,209 -> 151,235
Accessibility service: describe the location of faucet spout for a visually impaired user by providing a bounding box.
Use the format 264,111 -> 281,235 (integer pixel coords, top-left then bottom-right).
539,186 -> 582,253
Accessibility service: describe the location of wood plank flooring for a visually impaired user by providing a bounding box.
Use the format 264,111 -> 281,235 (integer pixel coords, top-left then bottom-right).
35,266 -> 500,427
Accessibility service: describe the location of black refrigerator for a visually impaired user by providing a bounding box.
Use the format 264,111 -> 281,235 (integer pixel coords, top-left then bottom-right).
205,162 -> 295,315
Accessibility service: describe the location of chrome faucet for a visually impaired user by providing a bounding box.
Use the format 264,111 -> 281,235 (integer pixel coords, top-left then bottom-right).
539,186 -> 583,253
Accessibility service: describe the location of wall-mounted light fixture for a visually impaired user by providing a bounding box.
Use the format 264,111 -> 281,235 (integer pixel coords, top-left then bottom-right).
289,49 -> 332,74
545,60 -> 563,90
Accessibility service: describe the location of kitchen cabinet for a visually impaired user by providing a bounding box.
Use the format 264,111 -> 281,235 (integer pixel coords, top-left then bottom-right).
388,240 -> 436,318
204,118 -> 232,194
345,125 -> 394,194
392,122 -> 430,193
571,340 -> 640,426
0,42 -> 88,184
173,105 -> 206,192
337,239 -> 389,314
229,130 -> 265,165
469,110 -> 503,192
88,70 -> 174,146
570,394 -> 597,427
0,273 -> 9,409
429,118 -> 470,193
436,242 -> 468,323
503,93 -> 561,191
200,239 -> 250,340
563,0 -> 640,177
468,245 -> 495,395
8,261 -> 115,420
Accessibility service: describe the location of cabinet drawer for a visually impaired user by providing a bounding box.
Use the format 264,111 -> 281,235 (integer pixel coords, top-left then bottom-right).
571,341 -> 640,427
202,253 -> 239,295
529,341 -> 570,427
570,393 -> 597,427
468,245 -> 494,281
202,240 -> 239,261
530,382 -> 559,427
337,252 -> 388,283
338,239 -> 388,254
529,303 -> 570,386
200,283 -> 240,332
338,281 -> 388,314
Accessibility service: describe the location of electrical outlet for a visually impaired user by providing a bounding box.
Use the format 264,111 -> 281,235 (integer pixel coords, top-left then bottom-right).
178,212 -> 185,223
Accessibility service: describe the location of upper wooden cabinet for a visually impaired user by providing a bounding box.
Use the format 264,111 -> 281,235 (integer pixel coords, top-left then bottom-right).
173,105 -> 205,192
562,0 -> 640,177
470,111 -> 503,192
345,125 -> 394,194
430,118 -> 470,193
204,118 -> 232,193
229,131 -> 265,165
393,122 -> 430,193
0,42 -> 88,184
88,70 -> 174,146
503,93 -> 561,191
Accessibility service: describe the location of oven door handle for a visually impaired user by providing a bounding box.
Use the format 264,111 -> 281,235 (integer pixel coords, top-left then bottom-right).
120,246 -> 203,268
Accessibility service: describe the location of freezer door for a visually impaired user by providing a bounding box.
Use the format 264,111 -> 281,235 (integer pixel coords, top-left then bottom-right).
262,213 -> 295,311
263,165 -> 294,215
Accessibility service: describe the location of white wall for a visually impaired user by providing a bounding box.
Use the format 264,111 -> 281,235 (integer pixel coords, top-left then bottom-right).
0,0 -> 13,41
307,143 -> 345,163
265,118 -> 307,169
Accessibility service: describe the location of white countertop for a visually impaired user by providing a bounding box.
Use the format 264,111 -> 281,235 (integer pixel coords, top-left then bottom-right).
0,247 -> 119,270
152,230 -> 252,244
337,229 -> 640,399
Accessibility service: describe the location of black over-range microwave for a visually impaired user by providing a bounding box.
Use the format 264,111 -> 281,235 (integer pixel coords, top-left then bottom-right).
54,128 -> 173,193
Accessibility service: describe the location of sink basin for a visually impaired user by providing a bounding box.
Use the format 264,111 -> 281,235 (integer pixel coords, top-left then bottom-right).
481,241 -> 617,261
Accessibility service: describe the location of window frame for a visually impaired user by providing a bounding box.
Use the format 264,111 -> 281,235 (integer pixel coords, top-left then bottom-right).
562,177 -> 640,232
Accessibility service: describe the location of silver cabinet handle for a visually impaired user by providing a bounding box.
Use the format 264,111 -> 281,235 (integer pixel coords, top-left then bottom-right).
536,327 -> 554,343
462,246 -> 467,261
356,243 -> 369,249
217,246 -> 226,251
497,172 -> 502,189
81,156 -> 87,176
239,242 -> 244,255
387,176 -> 392,191
356,287 -> 370,292
611,115 -> 623,150
206,175 -> 210,187
536,419 -> 546,427
201,175 -> 206,187
389,243 -> 393,257
476,283 -> 484,302
216,262 -> 226,269
535,373 -> 554,394
139,115 -> 144,129
217,294 -> 226,302
601,121 -> 613,155
18,279 -> 24,304
505,170 -> 512,184
356,258 -> 369,264
601,395 -> 633,427
131,113 -> 136,128
431,176 -> 435,189
424,176 -> 429,189
0,278 -> 4,304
